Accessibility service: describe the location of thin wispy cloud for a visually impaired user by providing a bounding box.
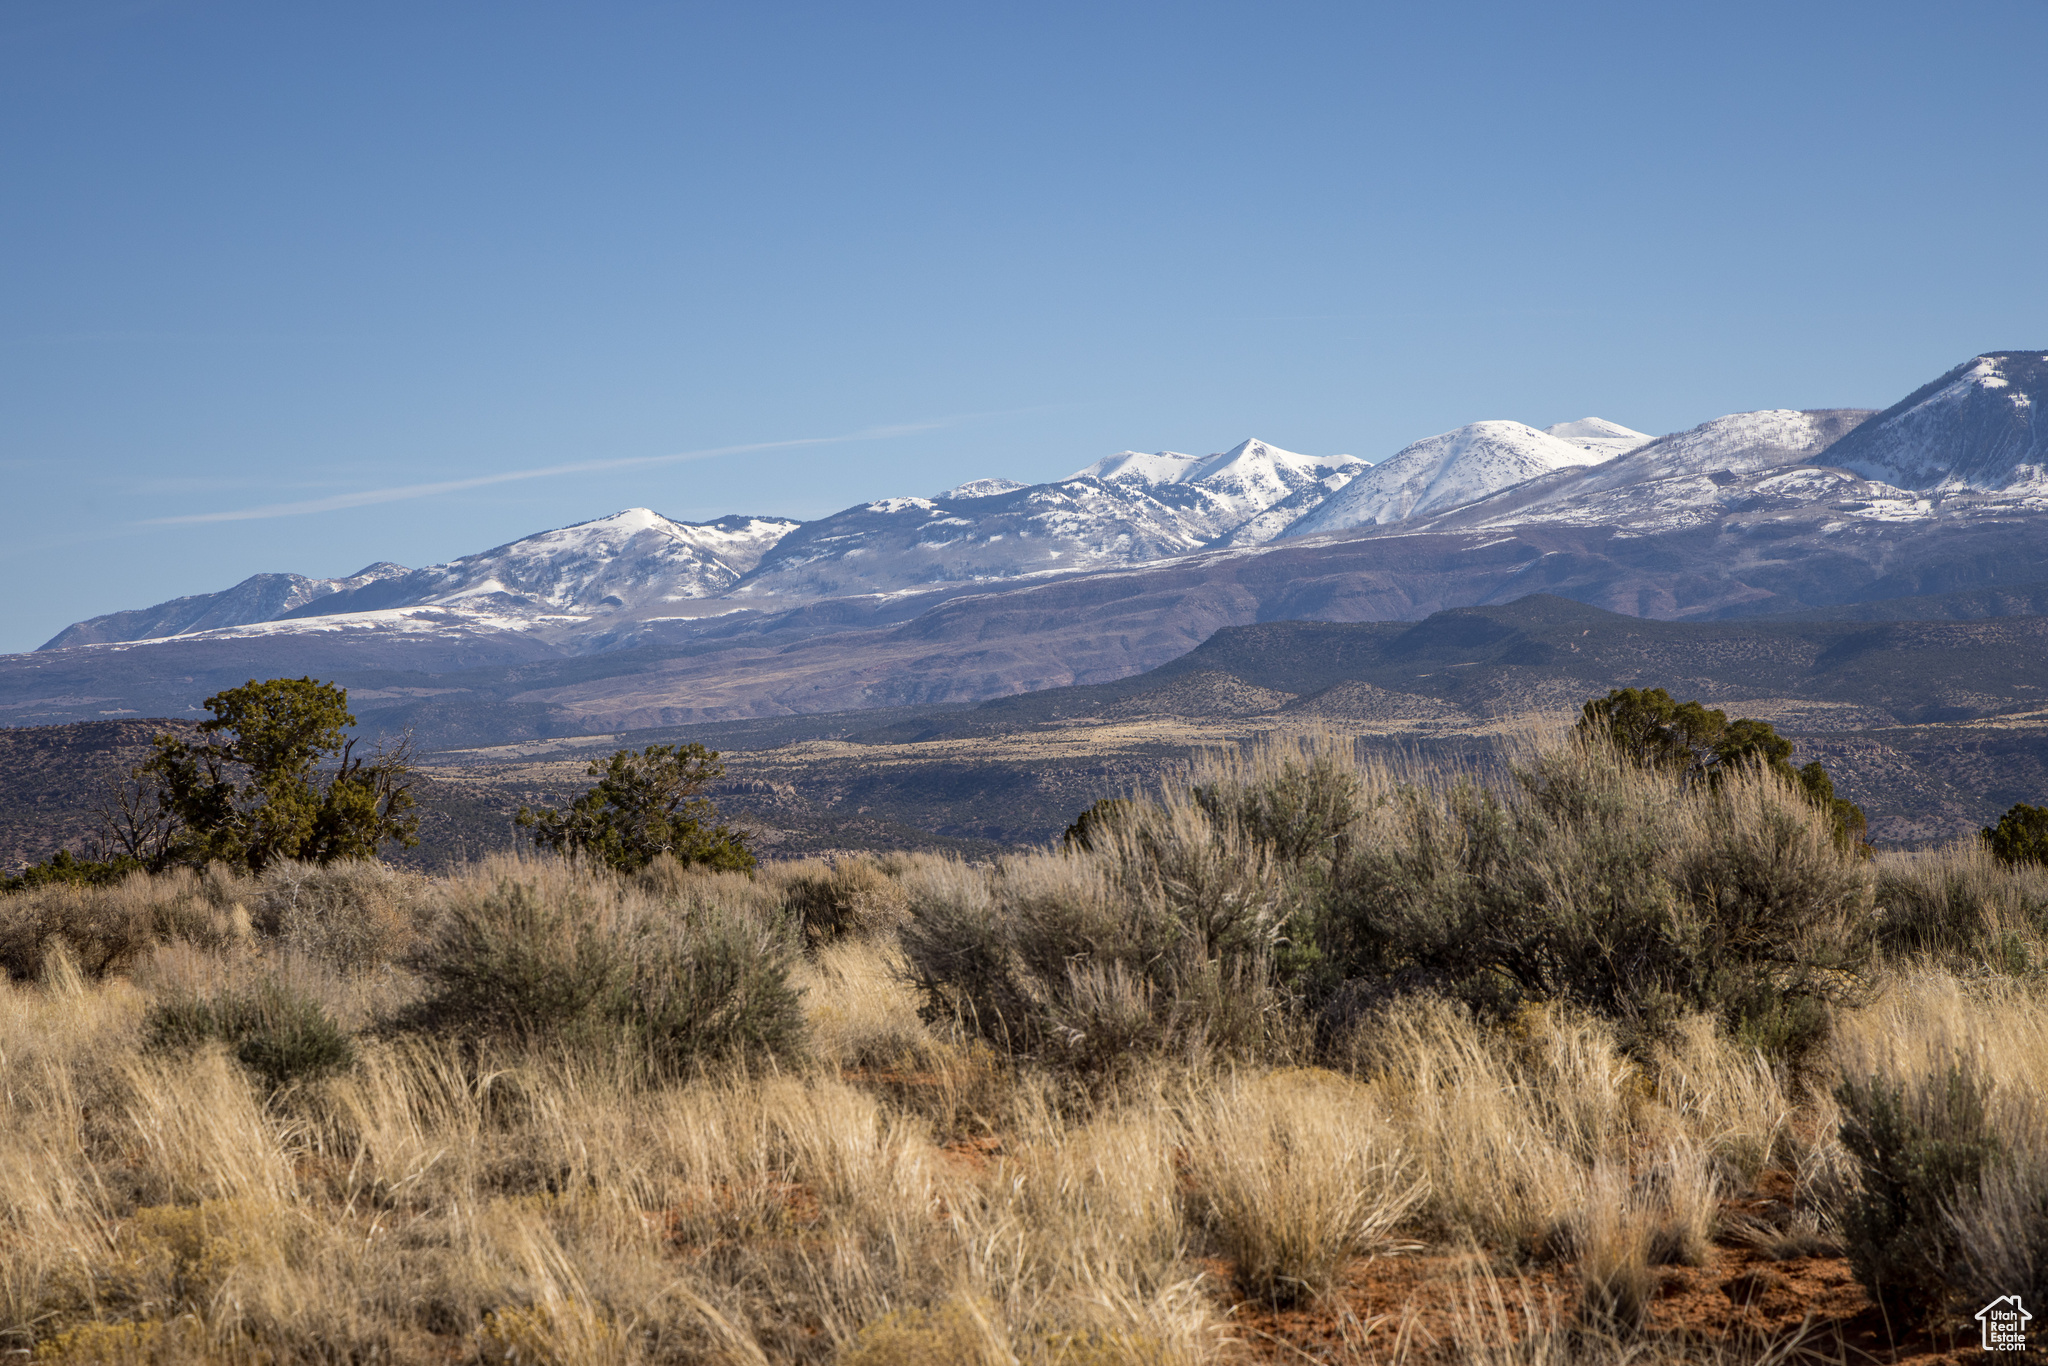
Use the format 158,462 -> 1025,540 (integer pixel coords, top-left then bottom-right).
141,418 -> 959,526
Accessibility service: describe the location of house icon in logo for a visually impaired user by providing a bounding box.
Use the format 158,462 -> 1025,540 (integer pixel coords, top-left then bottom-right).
1977,1295 -> 2031,1352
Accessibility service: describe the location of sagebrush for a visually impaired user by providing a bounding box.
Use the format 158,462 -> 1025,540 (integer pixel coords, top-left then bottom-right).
5,725 -> 2047,1362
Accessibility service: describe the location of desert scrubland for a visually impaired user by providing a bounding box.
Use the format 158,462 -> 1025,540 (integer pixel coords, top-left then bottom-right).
3,733 -> 2045,1364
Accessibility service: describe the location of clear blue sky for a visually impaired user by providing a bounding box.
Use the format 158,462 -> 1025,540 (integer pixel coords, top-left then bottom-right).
4,0 -> 2044,653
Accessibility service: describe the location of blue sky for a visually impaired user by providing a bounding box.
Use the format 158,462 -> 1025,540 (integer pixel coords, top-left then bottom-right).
3,0 -> 2044,653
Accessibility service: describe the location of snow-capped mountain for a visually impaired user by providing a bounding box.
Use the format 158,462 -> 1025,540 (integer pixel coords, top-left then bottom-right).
1219,464 -> 1373,547
1824,352 -> 2047,491
1609,408 -> 1872,481
731,438 -> 1364,600
1450,460 -> 1928,539
1413,408 -> 1878,532
1071,438 -> 1366,542
41,562 -> 411,649
46,440 -> 1364,647
45,510 -> 798,649
1544,418 -> 1655,462
31,352 -> 2048,707
298,508 -> 798,619
725,482 -> 1205,601
1280,421 -> 1611,536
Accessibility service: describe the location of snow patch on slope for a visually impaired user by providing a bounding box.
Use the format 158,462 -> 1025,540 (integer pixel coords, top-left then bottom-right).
255,508 -> 802,629
424,509 -> 800,610
939,478 -> 1029,499
727,438 -> 1365,598
1173,439 -> 1367,529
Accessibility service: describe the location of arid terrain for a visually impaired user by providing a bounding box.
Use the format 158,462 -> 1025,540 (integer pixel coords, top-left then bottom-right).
3,732 -> 2042,1364
423,691 -> 2048,863
13,610 -> 2048,869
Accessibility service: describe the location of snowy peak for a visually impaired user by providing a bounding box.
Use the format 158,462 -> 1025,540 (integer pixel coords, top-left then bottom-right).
383,508 -> 801,613
1182,437 -> 1363,495
482,507 -> 688,572
586,507 -> 668,534
499,507 -> 789,565
36,506 -> 803,648
1356,408 -> 1881,536
39,562 -> 414,649
1281,421 -> 1604,536
1824,352 -> 2048,491
1061,437 -> 1366,544
1071,438 -> 1358,490
1070,449 -> 1205,485
1546,417 -> 1644,441
730,475 -> 1215,601
44,352 -> 2040,659
37,431 -> 1378,648
719,436 -> 1369,598
1543,417 -> 1654,462
76,509 -> 805,645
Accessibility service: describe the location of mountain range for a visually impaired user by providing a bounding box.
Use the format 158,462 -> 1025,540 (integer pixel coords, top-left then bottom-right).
8,350 -> 2046,745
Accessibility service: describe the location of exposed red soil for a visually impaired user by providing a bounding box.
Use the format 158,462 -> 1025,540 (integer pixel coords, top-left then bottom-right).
605,1121 -> 1985,1366
939,1133 -> 1006,1173
1212,1233 -> 1979,1365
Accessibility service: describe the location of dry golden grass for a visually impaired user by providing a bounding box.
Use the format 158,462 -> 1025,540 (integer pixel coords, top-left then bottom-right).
5,756 -> 2047,1362
1648,1015 -> 1796,1187
1183,1069 -> 1424,1306
790,937 -> 928,1070
0,865 -> 255,980
1872,838 -> 2048,962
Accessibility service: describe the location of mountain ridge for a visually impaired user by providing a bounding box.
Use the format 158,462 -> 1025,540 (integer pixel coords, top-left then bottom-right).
14,351 -> 2048,749
42,562 -> 412,650
1281,420 -> 1628,535
1824,351 -> 2048,491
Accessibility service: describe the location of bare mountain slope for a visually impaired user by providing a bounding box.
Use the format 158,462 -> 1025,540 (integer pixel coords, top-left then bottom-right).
0,719 -> 199,868
13,599 -> 2048,864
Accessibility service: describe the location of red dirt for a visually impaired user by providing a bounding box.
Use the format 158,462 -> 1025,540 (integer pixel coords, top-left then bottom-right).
1212,1213 -> 1980,1364
939,1133 -> 1005,1173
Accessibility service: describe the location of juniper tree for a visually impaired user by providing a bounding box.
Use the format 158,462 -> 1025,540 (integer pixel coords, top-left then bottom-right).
138,677 -> 418,872
518,742 -> 754,873
1579,686 -> 1866,845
